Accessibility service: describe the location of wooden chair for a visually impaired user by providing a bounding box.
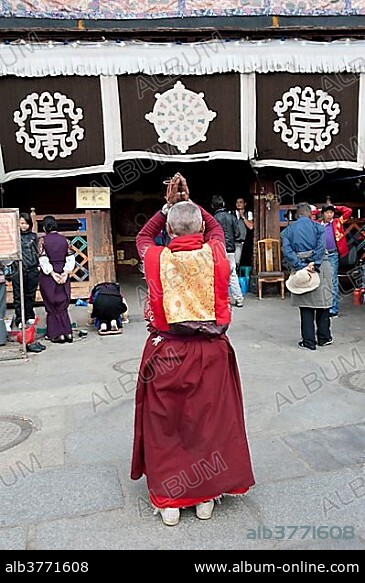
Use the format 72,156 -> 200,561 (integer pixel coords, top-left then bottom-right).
257,238 -> 285,300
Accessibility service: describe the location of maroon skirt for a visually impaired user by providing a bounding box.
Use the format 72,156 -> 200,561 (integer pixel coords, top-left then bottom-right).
131,332 -> 255,509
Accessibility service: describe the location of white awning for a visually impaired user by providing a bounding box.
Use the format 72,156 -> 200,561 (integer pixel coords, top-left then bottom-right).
1,38 -> 365,77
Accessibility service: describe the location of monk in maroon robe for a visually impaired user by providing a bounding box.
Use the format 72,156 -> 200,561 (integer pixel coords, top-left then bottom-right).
131,174 -> 255,526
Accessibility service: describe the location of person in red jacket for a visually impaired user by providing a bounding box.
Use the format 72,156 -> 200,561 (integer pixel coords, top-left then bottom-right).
316,204 -> 352,317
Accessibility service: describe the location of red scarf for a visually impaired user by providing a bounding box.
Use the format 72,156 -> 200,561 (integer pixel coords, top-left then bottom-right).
168,233 -> 204,252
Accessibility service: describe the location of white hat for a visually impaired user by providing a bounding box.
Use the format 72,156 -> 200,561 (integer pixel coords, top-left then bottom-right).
286,269 -> 320,294
310,205 -> 317,212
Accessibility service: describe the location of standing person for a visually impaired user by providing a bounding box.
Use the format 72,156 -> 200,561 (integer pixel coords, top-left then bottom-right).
38,216 -> 75,344
0,261 -> 9,346
211,195 -> 244,307
281,202 -> 333,351
11,212 -> 39,328
310,205 -> 318,221
131,173 -> 255,526
232,197 -> 254,272
317,204 -> 352,318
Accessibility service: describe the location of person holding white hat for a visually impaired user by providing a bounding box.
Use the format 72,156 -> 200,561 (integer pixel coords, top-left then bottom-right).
286,268 -> 321,295
281,202 -> 333,350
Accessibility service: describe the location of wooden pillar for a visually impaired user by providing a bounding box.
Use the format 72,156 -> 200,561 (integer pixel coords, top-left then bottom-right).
265,197 -> 280,240
86,209 -> 116,290
251,174 -> 281,287
259,177 -> 280,240
252,191 -> 263,275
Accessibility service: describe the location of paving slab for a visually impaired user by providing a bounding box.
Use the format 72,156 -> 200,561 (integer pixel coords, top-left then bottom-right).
281,424 -> 365,471
248,435 -> 311,485
0,464 -> 124,528
0,527 -> 27,550
0,283 -> 364,551
247,467 -> 365,529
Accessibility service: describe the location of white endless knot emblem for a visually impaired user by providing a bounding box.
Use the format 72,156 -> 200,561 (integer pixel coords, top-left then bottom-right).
145,81 -> 217,153
14,91 -> 84,161
273,86 -> 340,153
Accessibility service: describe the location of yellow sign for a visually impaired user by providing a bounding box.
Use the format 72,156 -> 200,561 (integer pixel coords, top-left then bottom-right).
76,187 -> 110,209
0,209 -> 20,260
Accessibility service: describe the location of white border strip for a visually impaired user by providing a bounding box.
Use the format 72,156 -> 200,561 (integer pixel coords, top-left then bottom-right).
0,145 -> 6,181
101,75 -> 122,160
251,159 -> 363,170
240,73 -> 256,160
114,150 -> 246,163
0,163 -> 115,184
358,74 -> 365,169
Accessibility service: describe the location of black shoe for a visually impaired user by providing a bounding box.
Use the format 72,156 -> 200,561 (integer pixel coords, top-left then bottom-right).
51,336 -> 66,344
318,338 -> 333,346
34,342 -> 46,351
64,334 -> 73,343
298,341 -> 316,351
26,342 -> 43,353
329,312 -> 338,318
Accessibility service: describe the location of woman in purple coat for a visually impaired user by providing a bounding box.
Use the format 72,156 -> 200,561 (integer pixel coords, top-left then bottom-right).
38,216 -> 75,343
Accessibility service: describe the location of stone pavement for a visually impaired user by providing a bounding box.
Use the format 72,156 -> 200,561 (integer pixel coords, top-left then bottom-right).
0,274 -> 364,551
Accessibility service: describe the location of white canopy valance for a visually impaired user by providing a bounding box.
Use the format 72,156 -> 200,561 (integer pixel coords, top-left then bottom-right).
1,38 -> 365,77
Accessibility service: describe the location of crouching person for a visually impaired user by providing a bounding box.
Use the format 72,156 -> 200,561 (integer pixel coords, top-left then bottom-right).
89,282 -> 128,335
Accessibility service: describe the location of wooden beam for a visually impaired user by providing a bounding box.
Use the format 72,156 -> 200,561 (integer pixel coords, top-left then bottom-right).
0,16 -> 365,40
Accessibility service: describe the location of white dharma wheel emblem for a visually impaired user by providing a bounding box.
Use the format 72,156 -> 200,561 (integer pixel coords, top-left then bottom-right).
14,91 -> 84,161
273,86 -> 340,153
145,81 -> 217,153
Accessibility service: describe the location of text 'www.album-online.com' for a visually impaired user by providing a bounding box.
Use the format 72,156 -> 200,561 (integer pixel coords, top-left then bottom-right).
193,561 -> 360,574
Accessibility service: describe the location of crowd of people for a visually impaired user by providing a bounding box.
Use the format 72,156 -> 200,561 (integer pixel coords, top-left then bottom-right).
1,174 -> 356,529
0,190 -> 354,356
1,213 -> 130,351
129,178 -> 356,525
1,214 -> 76,351
281,201 -> 353,350
281,202 -> 333,351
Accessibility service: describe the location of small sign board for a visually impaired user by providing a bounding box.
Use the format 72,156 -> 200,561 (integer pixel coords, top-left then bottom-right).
0,208 -> 20,260
76,187 -> 110,209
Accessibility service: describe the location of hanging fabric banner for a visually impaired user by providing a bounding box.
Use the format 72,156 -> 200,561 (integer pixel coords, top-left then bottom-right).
116,73 -> 246,161
0,70 -> 363,182
0,76 -> 114,183
254,72 -> 362,170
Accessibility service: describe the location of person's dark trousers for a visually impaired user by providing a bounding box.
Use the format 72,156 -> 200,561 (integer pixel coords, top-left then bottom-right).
316,308 -> 332,345
12,267 -> 39,325
93,295 -> 123,330
327,251 -> 339,315
299,307 -> 317,348
0,282 -> 7,345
